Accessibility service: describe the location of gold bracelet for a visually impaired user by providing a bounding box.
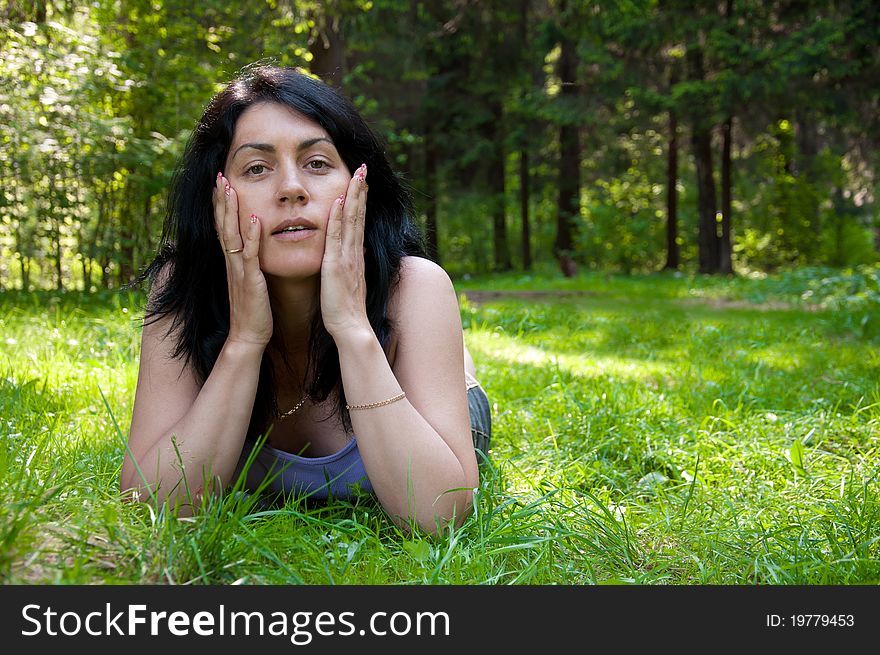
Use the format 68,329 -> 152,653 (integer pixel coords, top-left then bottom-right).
346,391 -> 406,411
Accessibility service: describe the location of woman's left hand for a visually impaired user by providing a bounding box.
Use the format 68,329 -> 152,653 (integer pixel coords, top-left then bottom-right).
320,163 -> 371,339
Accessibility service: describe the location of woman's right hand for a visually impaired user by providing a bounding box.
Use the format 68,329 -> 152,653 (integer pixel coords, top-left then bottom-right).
214,172 -> 273,347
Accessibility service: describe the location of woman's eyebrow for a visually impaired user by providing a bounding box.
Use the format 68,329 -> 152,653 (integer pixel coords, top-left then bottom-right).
298,136 -> 334,151
231,137 -> 334,160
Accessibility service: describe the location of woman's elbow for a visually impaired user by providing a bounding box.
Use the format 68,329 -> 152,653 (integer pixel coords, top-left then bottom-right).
118,468 -> 153,504
409,488 -> 474,537
119,459 -> 138,497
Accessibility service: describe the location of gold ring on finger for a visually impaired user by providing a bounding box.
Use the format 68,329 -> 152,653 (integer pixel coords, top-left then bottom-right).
225,247 -> 244,254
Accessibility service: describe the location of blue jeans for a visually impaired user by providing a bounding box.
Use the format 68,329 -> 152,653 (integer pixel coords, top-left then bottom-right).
466,374 -> 492,461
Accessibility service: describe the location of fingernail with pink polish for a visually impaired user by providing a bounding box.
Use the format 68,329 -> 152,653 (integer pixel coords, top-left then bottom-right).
339,193 -> 346,207
250,214 -> 258,224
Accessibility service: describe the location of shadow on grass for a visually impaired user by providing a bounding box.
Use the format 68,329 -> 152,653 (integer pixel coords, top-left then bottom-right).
462,292 -> 877,414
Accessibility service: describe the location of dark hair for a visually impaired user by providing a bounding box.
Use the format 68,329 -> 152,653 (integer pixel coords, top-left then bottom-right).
139,63 -> 425,436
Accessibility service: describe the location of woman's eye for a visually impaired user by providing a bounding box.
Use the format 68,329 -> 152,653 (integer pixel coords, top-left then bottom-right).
307,160 -> 327,171
246,164 -> 266,175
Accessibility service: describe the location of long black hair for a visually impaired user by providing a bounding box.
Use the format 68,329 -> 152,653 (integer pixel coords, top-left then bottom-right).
138,63 -> 425,436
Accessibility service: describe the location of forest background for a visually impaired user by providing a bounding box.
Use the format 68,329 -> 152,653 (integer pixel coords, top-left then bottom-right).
1,0 -> 877,287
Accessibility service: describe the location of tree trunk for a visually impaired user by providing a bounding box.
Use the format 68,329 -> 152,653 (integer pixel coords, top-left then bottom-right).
518,0 -> 532,271
21,257 -> 30,291
309,11 -> 346,86
55,233 -> 64,291
693,126 -> 719,274
719,116 -> 734,274
664,79 -> 679,271
100,257 -> 111,288
82,258 -> 92,291
832,188 -> 846,266
74,160 -> 92,290
554,30 -> 580,266
51,174 -> 64,291
717,0 -> 734,275
490,101 -> 511,271
520,149 -> 531,271
687,43 -> 719,274
795,108 -> 821,240
139,193 -> 152,280
101,188 -> 117,289
118,199 -> 135,286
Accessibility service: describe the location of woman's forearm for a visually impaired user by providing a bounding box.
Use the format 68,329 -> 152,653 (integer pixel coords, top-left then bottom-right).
335,329 -> 473,534
122,339 -> 264,509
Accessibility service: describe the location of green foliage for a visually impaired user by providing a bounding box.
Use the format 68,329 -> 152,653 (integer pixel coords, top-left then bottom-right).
578,156 -> 666,273
1,0 -> 877,285
0,1 -> 312,291
733,123 -> 876,272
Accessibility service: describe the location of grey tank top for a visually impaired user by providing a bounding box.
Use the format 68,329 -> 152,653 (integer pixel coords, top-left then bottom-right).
237,437 -> 372,500
236,376 -> 486,501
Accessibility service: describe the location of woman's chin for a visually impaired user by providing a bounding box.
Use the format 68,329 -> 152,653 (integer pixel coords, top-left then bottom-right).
261,260 -> 323,283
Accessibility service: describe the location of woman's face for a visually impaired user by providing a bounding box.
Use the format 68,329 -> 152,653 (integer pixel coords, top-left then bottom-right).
223,101 -> 352,281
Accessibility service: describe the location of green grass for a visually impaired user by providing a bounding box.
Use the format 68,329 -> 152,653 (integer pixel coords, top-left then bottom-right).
1,268 -> 879,584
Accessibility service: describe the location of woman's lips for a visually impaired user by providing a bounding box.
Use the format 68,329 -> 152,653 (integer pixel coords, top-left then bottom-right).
270,226 -> 317,242
270,217 -> 319,242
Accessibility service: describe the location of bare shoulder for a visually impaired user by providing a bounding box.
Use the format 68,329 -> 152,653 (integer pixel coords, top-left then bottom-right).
387,257 -> 461,359
388,256 -> 459,322
393,256 -> 456,305
400,255 -> 452,282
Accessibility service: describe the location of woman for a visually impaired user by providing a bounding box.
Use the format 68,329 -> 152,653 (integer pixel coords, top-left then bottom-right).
121,64 -> 490,535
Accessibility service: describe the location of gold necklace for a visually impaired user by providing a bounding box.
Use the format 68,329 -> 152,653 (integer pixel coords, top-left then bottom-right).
278,393 -> 308,421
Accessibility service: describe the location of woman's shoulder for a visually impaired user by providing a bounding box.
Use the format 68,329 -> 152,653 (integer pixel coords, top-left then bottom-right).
385,258 -> 463,371
397,255 -> 453,284
386,257 -> 459,353
393,256 -> 456,305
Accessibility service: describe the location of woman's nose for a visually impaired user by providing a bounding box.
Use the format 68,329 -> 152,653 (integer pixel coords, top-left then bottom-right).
276,166 -> 308,204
